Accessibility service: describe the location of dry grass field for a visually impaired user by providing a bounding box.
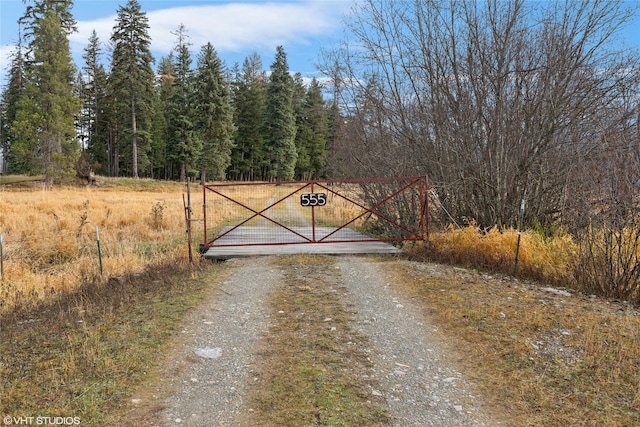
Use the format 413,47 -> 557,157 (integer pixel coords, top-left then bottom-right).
1,178 -> 639,425
0,178 -> 369,315
0,177 -> 197,314
423,225 -> 577,287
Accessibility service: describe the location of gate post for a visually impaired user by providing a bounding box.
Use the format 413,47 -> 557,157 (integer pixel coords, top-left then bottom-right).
423,175 -> 430,244
311,181 -> 316,242
202,182 -> 208,251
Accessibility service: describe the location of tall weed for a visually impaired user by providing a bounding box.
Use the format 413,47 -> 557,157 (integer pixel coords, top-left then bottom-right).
418,225 -> 576,288
417,224 -> 640,303
0,181 -> 194,313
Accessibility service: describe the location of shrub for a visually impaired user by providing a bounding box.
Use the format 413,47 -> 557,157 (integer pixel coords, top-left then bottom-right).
574,222 -> 640,303
416,225 -> 576,288
414,222 -> 640,304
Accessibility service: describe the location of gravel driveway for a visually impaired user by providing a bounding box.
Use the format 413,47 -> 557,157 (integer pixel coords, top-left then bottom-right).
139,255 -> 502,426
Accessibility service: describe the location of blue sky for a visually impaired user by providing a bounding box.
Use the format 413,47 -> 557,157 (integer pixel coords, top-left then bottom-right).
0,0 -> 354,86
1,0 -> 639,88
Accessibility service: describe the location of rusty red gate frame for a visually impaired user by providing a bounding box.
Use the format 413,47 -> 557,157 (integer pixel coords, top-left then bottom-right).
202,176 -> 429,250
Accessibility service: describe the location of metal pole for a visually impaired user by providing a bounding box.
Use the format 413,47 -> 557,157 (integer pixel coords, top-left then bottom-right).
96,226 -> 103,275
202,180 -> 207,249
311,182 -> 316,242
513,199 -> 525,276
0,232 -> 4,280
185,180 -> 193,263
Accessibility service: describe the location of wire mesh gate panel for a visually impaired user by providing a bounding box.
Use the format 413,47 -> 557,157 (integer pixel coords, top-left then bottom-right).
201,176 -> 429,257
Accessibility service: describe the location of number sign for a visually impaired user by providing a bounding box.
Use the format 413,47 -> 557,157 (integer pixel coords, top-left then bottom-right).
300,193 -> 327,207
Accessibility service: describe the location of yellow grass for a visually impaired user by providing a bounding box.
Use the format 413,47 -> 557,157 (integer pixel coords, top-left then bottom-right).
418,225 -> 577,288
0,179 -> 201,313
0,179 -> 372,315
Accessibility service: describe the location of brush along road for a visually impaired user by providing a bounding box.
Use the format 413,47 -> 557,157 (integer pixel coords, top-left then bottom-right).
128,255 -> 503,426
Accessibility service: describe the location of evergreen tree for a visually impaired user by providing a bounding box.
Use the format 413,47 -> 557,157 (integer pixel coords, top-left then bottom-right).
264,46 -> 297,181
303,78 -> 328,179
73,71 -> 87,150
109,0 -> 155,178
166,25 -> 200,182
194,43 -> 235,182
325,98 -> 343,178
0,44 -> 26,174
230,53 -> 266,180
81,30 -> 109,174
292,73 -> 311,179
104,61 -> 123,176
12,0 -> 80,184
147,87 -> 166,179
151,55 -> 175,179
293,76 -> 328,180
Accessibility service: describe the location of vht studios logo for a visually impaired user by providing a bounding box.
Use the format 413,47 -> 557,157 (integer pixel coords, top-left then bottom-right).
3,416 -> 81,426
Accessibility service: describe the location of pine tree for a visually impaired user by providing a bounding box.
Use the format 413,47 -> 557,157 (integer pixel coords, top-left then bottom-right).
147,87 -> 166,179
292,73 -> 311,179
293,76 -> 328,180
230,53 -> 266,180
0,44 -> 26,174
12,0 -> 80,184
166,25 -> 200,182
81,30 -> 109,174
73,71 -> 87,150
104,72 -> 123,176
264,46 -> 297,181
303,78 -> 328,179
109,0 -> 155,178
151,55 -> 175,179
194,43 -> 235,182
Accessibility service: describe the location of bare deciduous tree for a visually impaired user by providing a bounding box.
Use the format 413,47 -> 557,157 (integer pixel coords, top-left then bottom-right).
324,0 -> 640,229
571,90 -> 640,301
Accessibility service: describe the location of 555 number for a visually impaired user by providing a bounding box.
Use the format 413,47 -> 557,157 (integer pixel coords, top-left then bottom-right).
300,193 -> 327,207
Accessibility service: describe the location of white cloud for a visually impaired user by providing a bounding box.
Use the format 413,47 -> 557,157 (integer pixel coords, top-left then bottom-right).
1,1 -> 351,86
0,45 -> 15,75
69,1 -> 348,59
148,2 -> 342,52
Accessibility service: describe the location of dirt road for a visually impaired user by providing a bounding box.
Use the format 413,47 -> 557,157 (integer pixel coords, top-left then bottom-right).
127,255 -> 502,426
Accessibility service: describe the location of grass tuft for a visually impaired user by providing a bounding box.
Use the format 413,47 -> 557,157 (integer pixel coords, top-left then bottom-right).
243,255 -> 390,426
386,261 -> 640,426
0,257 -> 228,425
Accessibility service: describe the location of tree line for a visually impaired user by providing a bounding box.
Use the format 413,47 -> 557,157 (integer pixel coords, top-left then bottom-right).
0,0 -> 337,183
2,0 -> 638,237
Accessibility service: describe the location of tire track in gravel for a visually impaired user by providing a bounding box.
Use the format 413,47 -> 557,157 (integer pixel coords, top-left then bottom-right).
151,257 -> 278,426
337,257 -> 501,426
133,255 -> 501,426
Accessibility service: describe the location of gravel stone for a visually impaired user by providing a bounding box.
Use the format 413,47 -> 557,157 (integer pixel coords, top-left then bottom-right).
149,255 -> 503,426
156,258 -> 277,426
337,257 -> 502,426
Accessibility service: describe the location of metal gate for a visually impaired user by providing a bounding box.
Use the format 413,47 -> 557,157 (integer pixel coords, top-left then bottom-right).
201,176 -> 429,251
